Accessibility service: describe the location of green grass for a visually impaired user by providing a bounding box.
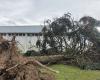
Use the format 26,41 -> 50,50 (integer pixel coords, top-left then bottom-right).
50,64 -> 100,80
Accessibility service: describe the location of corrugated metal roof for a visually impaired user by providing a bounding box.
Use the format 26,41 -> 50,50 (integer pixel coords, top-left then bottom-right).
0,25 -> 43,33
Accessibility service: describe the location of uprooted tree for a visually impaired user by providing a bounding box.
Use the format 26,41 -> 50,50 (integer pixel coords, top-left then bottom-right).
0,35 -> 57,80
36,13 -> 100,68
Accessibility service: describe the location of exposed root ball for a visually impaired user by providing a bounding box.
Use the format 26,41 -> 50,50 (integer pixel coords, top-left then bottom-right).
0,36 -> 55,80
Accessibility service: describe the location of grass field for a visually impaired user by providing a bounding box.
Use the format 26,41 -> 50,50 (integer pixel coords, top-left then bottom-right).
50,64 -> 100,80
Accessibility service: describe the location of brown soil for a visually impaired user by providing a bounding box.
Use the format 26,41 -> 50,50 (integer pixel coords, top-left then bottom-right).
0,36 -> 55,80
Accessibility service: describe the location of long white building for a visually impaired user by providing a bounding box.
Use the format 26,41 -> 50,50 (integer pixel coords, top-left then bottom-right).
0,25 -> 43,52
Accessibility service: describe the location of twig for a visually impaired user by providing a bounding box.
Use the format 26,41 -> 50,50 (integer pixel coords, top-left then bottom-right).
6,64 -> 19,71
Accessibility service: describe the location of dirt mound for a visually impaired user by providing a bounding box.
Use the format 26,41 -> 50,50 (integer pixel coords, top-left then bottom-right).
0,36 -> 55,80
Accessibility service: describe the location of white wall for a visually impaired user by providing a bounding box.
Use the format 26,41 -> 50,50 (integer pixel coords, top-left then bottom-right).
3,35 -> 42,53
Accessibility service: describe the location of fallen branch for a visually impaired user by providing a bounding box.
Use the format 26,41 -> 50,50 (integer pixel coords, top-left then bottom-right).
34,60 -> 59,73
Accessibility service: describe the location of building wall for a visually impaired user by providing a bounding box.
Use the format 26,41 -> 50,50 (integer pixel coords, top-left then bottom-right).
3,35 -> 43,53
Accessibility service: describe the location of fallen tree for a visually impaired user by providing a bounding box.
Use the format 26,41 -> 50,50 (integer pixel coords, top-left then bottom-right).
33,55 -> 74,65
35,13 -> 100,69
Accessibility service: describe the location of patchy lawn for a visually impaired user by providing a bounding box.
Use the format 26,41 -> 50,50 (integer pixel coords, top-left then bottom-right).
50,64 -> 100,80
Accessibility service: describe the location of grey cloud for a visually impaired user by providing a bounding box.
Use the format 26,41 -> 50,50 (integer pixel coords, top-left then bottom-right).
0,0 -> 100,25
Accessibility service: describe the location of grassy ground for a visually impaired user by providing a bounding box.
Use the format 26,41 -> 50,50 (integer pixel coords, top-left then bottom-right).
50,64 -> 100,80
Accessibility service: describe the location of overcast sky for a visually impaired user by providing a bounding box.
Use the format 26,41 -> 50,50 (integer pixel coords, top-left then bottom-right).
0,0 -> 100,25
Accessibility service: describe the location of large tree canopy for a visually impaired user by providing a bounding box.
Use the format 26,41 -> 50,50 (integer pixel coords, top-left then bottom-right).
36,13 -> 100,58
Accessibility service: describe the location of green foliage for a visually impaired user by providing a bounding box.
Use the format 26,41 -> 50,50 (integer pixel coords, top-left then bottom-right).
24,50 -> 40,56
